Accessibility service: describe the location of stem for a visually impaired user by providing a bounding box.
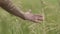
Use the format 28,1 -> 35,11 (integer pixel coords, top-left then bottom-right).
40,0 -> 46,34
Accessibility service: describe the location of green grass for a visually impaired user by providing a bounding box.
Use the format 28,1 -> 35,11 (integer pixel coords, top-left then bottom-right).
0,0 -> 60,34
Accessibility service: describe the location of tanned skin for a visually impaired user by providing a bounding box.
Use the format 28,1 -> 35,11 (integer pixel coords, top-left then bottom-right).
0,0 -> 43,23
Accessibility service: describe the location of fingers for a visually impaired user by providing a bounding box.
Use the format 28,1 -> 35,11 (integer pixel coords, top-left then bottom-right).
33,19 -> 42,23
34,15 -> 43,21
34,14 -> 43,17
30,20 -> 40,23
28,18 -> 40,23
38,16 -> 43,21
26,9 -> 32,14
28,9 -> 32,13
29,14 -> 43,23
29,18 -> 43,23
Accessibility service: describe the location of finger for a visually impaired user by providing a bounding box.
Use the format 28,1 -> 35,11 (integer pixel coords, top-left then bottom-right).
29,19 -> 39,23
38,18 -> 43,21
32,18 -> 41,23
34,20 -> 40,23
26,9 -> 32,14
34,15 -> 43,21
28,9 -> 32,13
38,16 -> 43,21
34,14 -> 42,16
34,14 -> 43,18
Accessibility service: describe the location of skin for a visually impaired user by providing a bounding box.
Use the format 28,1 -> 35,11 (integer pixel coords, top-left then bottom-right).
0,0 -> 43,23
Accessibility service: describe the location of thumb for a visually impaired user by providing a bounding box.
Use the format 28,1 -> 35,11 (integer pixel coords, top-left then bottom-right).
28,9 -> 32,13
26,9 -> 32,14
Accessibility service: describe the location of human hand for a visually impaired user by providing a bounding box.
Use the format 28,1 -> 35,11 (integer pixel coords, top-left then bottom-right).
24,10 -> 43,23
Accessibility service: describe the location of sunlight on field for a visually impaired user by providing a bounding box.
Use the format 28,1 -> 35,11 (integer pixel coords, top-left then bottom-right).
0,0 -> 60,34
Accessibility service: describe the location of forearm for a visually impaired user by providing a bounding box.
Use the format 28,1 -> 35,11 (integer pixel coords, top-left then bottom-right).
0,0 -> 25,19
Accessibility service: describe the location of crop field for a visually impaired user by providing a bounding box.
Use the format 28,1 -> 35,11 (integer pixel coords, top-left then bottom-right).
0,0 -> 60,34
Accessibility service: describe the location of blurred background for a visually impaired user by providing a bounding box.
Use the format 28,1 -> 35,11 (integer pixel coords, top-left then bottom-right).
0,0 -> 60,34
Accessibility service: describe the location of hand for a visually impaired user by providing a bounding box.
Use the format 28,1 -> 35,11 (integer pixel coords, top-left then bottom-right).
24,9 -> 43,23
